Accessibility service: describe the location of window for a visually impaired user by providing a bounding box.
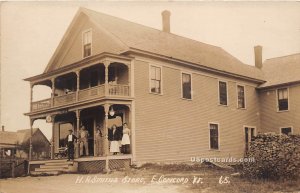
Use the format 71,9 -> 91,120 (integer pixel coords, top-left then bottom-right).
209,123 -> 219,150
150,65 -> 161,94
281,127 -> 292,135
219,81 -> 228,105
182,73 -> 192,99
237,85 -> 245,108
83,30 -> 92,58
277,88 -> 289,111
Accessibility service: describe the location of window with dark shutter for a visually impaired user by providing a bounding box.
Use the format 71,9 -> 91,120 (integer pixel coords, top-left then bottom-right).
209,123 -> 219,150
219,81 -> 227,105
182,73 -> 192,99
278,88 -> 289,111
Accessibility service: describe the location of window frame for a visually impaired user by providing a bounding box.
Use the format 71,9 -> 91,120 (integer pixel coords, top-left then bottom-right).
236,84 -> 246,109
149,64 -> 163,95
82,29 -> 92,58
181,72 -> 193,100
208,122 -> 220,151
279,126 -> 293,135
218,80 -> 228,106
276,87 -> 289,112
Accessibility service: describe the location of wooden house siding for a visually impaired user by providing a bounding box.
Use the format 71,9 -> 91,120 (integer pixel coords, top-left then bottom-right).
133,58 -> 261,163
56,19 -> 124,70
259,85 -> 300,134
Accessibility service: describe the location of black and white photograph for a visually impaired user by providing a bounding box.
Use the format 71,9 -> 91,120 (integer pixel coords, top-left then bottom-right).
0,1 -> 300,193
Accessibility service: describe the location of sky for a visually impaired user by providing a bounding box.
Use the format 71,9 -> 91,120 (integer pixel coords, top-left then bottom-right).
1,1 -> 300,139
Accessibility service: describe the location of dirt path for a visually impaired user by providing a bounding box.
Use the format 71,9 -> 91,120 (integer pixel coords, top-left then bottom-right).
0,174 -> 185,193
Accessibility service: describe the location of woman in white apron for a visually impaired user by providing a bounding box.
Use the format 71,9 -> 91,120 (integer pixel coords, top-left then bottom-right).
109,124 -> 120,155
121,123 -> 131,154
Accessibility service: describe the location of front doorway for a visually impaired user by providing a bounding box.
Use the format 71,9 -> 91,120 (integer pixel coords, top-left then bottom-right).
81,118 -> 94,156
244,126 -> 256,153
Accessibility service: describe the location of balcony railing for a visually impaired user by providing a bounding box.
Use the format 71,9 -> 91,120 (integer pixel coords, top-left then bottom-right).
31,98 -> 51,111
31,84 -> 130,111
78,84 -> 105,101
54,92 -> 76,106
108,84 -> 130,96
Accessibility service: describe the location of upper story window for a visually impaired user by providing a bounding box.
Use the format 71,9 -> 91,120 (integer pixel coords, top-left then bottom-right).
277,88 -> 289,111
237,85 -> 245,109
209,123 -> 219,150
219,81 -> 228,105
280,127 -> 292,135
182,73 -> 192,99
83,30 -> 92,58
150,65 -> 162,94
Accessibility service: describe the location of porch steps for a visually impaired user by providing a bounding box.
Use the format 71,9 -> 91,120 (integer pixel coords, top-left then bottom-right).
30,159 -> 78,176
40,164 -> 70,169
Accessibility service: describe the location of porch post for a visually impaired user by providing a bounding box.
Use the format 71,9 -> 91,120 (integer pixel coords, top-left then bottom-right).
103,104 -> 110,172
29,118 -> 33,161
51,78 -> 55,107
30,83 -> 33,111
104,61 -> 110,96
28,118 -> 34,176
130,102 -> 136,163
50,115 -> 56,159
127,64 -> 131,96
75,110 -> 80,158
76,70 -> 80,101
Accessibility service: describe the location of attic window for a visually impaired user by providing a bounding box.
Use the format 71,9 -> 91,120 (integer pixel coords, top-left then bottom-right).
83,30 -> 92,58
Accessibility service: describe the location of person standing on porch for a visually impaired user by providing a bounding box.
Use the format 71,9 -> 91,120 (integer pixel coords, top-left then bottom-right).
95,125 -> 103,156
79,125 -> 89,156
108,124 -> 120,155
65,129 -> 77,161
121,123 -> 131,154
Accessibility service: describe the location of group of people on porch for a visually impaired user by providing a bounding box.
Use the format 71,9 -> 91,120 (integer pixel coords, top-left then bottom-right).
65,123 -> 131,160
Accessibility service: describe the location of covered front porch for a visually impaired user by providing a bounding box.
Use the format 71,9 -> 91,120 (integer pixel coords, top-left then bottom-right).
28,102 -> 134,173
29,154 -> 132,175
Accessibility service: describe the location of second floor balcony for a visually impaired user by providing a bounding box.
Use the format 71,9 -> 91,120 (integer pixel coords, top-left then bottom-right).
30,59 -> 132,112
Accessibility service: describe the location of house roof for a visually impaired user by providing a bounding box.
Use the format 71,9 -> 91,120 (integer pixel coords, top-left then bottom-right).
41,8 -> 264,82
259,53 -> 300,88
84,8 -> 265,81
0,128 -> 39,146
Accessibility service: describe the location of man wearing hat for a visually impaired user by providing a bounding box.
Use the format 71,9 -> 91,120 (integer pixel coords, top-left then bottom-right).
65,129 -> 77,161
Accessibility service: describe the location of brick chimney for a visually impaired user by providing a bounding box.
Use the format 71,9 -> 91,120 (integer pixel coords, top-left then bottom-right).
1,125 -> 4,132
161,10 -> 171,33
254,45 -> 263,69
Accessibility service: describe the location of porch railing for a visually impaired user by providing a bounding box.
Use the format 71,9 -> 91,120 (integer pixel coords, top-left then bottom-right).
54,92 -> 76,106
31,84 -> 130,111
31,98 -> 51,111
108,84 -> 130,96
78,84 -> 105,101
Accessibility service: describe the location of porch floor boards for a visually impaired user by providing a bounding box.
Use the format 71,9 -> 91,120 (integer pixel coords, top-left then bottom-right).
29,154 -> 132,164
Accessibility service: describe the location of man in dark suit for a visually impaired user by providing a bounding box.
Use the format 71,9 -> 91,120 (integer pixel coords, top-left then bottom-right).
65,129 -> 77,161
